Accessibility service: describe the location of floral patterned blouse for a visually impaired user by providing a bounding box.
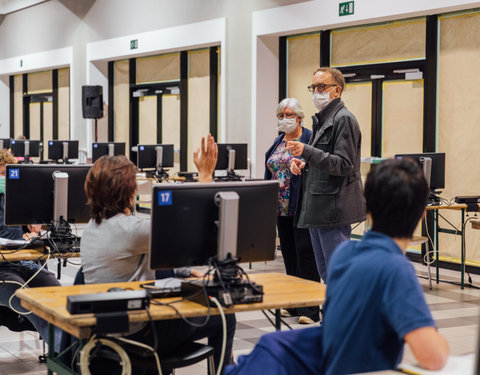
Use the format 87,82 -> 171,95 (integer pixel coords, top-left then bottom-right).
266,135 -> 301,216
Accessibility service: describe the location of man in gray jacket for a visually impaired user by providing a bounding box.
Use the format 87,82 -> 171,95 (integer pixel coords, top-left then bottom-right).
287,67 -> 366,283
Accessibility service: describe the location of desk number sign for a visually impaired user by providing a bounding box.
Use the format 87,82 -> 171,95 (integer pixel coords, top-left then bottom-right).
9,169 -> 19,180
158,191 -> 172,206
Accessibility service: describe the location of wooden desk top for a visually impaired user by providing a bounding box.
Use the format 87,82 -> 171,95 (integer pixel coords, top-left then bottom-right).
16,272 -> 325,339
426,203 -> 480,211
0,248 -> 80,262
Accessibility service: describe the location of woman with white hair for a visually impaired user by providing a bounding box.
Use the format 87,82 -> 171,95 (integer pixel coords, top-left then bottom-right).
264,98 -> 320,324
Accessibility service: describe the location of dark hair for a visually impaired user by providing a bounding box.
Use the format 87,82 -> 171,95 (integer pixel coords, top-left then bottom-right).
85,155 -> 137,224
364,158 -> 429,238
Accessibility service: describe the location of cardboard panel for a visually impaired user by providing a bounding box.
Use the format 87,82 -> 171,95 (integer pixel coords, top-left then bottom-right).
14,75 -> 23,138
287,34 -> 320,127
29,103 -> 41,140
139,96 -> 157,144
331,19 -> 426,67
437,11 -> 480,262
188,49 -> 210,171
342,82 -> 371,238
342,82 -> 372,158
382,80 -> 423,158
58,68 -> 70,140
43,102 -> 53,160
114,60 -> 130,154
136,53 -> 180,84
28,70 -> 52,94
162,94 -> 180,174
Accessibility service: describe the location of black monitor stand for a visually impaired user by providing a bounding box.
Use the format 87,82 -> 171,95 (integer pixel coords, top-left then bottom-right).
181,191 -> 263,306
58,142 -> 73,164
46,171 -> 79,253
422,156 -> 441,205
145,146 -> 170,181
216,149 -> 243,182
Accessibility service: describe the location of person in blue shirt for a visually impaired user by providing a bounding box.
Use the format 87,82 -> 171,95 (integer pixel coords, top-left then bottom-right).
224,157 -> 449,375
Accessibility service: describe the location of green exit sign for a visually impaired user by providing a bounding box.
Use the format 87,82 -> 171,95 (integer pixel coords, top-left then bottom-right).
339,1 -> 354,16
130,39 -> 138,50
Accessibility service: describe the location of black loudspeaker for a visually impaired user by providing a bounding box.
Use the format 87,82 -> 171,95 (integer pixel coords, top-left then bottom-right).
82,85 -> 103,119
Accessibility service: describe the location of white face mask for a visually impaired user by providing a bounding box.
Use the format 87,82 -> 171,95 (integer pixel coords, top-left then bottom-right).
277,117 -> 298,134
312,92 -> 331,112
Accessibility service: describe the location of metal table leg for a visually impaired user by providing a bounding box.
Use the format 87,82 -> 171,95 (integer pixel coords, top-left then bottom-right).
461,208 -> 465,290
434,209 -> 439,284
275,309 -> 281,331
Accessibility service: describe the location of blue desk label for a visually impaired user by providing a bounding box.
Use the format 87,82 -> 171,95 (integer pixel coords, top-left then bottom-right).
9,169 -> 19,179
158,191 -> 172,206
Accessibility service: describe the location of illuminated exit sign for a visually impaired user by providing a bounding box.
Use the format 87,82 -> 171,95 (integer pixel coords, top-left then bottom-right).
339,1 -> 354,16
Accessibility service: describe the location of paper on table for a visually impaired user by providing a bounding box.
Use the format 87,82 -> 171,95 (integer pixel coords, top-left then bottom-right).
399,353 -> 475,375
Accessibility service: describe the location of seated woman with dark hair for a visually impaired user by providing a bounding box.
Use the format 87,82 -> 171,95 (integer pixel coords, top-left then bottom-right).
81,134 -> 236,371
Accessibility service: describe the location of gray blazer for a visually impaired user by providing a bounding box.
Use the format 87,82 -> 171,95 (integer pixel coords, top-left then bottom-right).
296,98 -> 366,228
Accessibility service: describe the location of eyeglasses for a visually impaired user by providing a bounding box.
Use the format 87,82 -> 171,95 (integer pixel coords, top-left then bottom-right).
277,113 -> 297,120
307,83 -> 337,93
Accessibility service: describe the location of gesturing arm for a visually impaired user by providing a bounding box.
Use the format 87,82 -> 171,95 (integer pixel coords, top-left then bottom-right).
301,116 -> 360,177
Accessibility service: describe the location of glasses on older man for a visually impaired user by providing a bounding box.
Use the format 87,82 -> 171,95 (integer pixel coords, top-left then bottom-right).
277,113 -> 296,120
307,83 -> 337,93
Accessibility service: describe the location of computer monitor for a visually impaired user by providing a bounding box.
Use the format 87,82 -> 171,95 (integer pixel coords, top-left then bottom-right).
215,143 -> 248,171
4,164 -> 92,225
10,140 -> 41,158
48,140 -> 79,162
92,142 -> 126,162
0,139 -> 11,149
394,152 -> 446,190
136,144 -> 174,170
150,180 -> 278,270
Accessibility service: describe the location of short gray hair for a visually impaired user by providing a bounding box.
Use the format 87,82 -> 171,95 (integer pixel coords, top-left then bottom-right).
276,98 -> 305,125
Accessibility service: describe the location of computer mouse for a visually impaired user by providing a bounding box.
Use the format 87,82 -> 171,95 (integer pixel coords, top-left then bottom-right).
107,287 -> 125,292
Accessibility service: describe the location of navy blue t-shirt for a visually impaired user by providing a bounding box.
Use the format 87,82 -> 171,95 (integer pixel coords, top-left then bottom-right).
322,231 -> 435,375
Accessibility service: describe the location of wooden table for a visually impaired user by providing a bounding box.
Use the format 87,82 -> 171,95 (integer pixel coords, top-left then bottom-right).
17,272 -> 325,339
426,203 -> 480,289
0,248 -> 80,262
16,272 -> 325,375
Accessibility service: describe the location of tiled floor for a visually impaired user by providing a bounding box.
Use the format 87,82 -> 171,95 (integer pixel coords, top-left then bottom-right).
0,255 -> 479,374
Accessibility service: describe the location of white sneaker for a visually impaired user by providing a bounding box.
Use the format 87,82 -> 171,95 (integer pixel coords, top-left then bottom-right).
280,308 -> 292,317
298,316 -> 316,324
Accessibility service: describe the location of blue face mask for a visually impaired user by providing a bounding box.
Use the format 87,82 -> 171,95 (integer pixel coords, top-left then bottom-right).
0,176 -> 5,194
